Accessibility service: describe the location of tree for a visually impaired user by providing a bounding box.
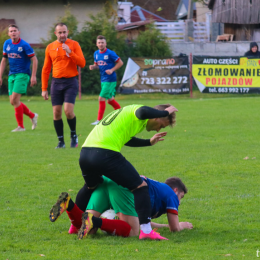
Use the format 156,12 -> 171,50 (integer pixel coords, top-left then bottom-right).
132,24 -> 172,57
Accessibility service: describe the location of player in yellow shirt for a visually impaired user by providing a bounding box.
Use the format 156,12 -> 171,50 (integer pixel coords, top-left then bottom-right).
70,104 -> 177,240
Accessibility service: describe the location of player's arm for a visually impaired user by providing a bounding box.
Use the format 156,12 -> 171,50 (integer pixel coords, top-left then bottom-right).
167,213 -> 193,232
151,222 -> 169,228
135,106 -> 170,120
30,56 -> 38,87
41,45 -> 52,100
69,42 -> 86,68
89,63 -> 99,70
0,57 -> 7,87
125,137 -> 151,147
105,59 -> 123,75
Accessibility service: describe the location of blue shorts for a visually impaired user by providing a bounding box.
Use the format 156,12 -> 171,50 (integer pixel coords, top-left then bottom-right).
51,77 -> 78,106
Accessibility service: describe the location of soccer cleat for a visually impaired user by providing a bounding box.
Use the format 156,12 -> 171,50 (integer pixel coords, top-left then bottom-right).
11,126 -> 25,132
49,192 -> 71,222
55,141 -> 65,149
70,135 -> 78,148
139,229 -> 168,240
31,113 -> 38,130
78,212 -> 94,240
68,224 -> 79,234
91,120 -> 100,125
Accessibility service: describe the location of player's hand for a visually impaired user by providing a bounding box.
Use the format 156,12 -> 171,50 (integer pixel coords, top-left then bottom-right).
150,132 -> 167,145
179,222 -> 193,230
89,65 -> 95,70
30,75 -> 37,87
165,105 -> 178,114
62,43 -> 71,54
42,91 -> 49,100
105,69 -> 113,75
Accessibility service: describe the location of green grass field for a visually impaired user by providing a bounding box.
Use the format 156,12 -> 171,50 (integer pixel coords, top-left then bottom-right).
0,93 -> 259,260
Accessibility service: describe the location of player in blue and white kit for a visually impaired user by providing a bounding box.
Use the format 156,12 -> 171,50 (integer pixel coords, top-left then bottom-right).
0,24 -> 38,132
89,35 -> 123,125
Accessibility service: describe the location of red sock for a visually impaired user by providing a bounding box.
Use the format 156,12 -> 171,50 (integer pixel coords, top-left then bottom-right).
14,104 -> 24,128
108,99 -> 121,110
66,204 -> 84,229
21,102 -> 35,119
100,219 -> 131,237
97,101 -> 106,120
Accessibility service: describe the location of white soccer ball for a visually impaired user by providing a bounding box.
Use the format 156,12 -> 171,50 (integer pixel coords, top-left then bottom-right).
100,209 -> 119,234
100,209 -> 119,220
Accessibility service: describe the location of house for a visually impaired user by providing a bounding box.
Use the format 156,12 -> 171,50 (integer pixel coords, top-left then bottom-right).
131,6 -> 168,22
0,0 -> 110,44
130,0 -> 180,21
118,1 -> 134,24
208,0 -> 260,41
116,3 -> 168,42
176,0 -> 196,20
116,20 -> 153,42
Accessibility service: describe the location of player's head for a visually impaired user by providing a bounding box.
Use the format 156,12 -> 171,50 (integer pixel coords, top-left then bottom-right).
8,24 -> 20,41
165,177 -> 187,204
96,35 -> 107,52
54,23 -> 69,43
250,42 -> 258,53
146,104 -> 176,132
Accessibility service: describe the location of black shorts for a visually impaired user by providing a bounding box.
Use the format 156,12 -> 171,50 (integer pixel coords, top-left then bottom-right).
51,77 -> 78,106
79,147 -> 143,191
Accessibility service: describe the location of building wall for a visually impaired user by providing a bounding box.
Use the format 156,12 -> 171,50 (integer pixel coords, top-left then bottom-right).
170,42 -> 257,56
196,2 -> 211,22
0,0 -> 107,44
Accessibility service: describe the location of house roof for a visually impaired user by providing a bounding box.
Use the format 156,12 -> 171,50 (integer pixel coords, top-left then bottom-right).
115,20 -> 153,32
130,0 -> 180,21
131,5 -> 168,22
209,0 -> 260,24
176,0 -> 196,19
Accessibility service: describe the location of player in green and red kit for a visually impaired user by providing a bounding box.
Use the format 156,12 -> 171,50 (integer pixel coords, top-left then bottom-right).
0,24 -> 38,132
89,35 -> 123,125
74,103 -> 178,240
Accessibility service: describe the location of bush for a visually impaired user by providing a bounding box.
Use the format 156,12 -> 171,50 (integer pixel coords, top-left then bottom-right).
0,29 -> 10,94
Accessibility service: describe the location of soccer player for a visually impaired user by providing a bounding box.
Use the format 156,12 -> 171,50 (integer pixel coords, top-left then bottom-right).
89,35 -> 123,125
41,23 -> 86,148
49,176 -> 193,239
0,24 -> 38,132
74,103 -> 178,240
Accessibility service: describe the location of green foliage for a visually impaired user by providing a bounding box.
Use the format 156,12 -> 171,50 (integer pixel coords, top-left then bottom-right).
0,29 -> 10,94
131,24 -> 172,57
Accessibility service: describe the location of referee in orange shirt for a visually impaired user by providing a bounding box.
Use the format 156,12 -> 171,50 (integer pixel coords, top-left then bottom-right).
41,23 -> 86,149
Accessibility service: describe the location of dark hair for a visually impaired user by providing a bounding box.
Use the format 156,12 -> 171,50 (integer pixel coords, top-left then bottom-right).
97,35 -> 106,41
153,104 -> 176,127
8,24 -> 19,30
165,177 -> 187,194
55,23 -> 67,29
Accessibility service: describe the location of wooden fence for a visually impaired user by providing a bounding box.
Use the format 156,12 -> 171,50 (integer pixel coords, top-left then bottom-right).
155,21 -> 210,42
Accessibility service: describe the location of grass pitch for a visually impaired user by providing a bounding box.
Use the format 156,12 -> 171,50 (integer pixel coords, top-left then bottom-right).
0,93 -> 259,260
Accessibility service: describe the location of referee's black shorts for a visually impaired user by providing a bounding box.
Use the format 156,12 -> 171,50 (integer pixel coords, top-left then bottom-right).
79,147 -> 143,191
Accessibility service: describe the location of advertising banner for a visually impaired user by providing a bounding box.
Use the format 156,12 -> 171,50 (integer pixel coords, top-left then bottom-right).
119,57 -> 190,94
193,56 -> 260,94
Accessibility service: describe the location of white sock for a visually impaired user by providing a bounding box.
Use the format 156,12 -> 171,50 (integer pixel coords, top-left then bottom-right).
140,223 -> 152,234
